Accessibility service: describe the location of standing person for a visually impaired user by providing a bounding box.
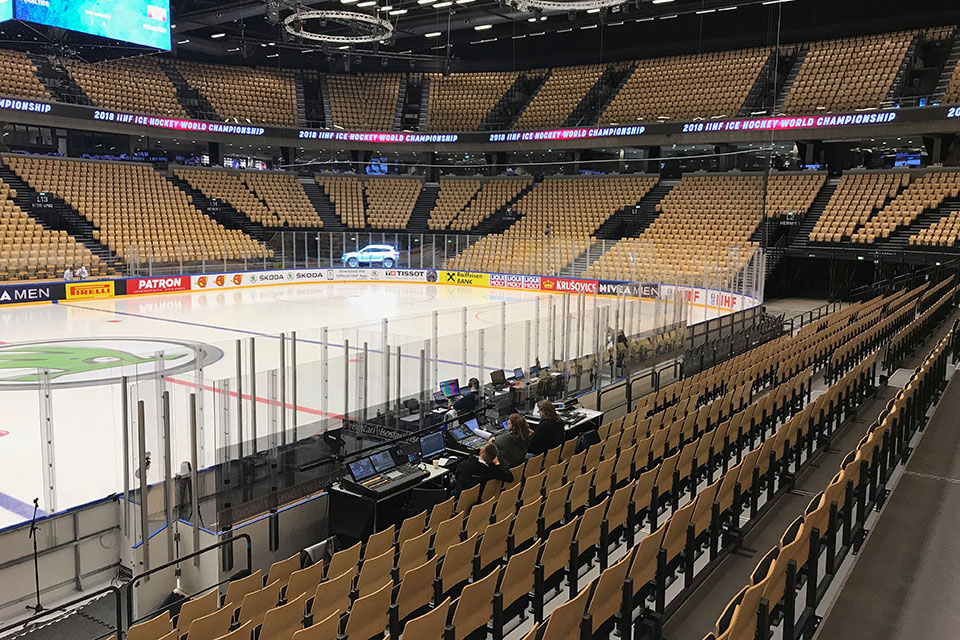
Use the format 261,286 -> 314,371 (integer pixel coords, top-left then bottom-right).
493,413 -> 531,468
454,442 -> 513,494
528,400 -> 565,456
77,265 -> 88,280
63,266 -> 74,281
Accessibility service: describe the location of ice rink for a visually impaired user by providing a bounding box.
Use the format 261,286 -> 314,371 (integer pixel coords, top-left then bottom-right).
0,280 -> 712,529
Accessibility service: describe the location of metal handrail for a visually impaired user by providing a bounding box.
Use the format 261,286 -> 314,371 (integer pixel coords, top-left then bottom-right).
126,533 -> 252,630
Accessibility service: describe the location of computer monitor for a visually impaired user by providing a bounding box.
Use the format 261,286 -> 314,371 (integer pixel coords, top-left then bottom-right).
529,365 -> 540,378
502,419 -> 510,431
370,450 -> 396,473
463,417 -> 480,434
420,432 -> 446,460
440,379 -> 460,398
490,369 -> 506,386
513,367 -> 524,380
347,457 -> 376,481
433,391 -> 446,404
450,426 -> 471,440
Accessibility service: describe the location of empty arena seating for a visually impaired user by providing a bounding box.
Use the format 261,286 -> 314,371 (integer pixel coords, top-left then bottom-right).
315,175 -> 366,228
176,61 -> 298,126
426,179 -> 481,230
782,31 -> 915,113
945,67 -> 960,105
809,172 -> 907,243
174,167 -> 282,227
448,178 -> 533,231
514,64 -> 606,130
364,177 -> 423,229
0,178 -> 108,281
599,49 -> 769,124
765,172 -> 827,218
241,172 -> 325,228
910,207 -> 960,246
426,71 -> 519,131
585,174 -> 763,282
447,175 -> 657,274
851,170 -> 960,242
65,58 -> 185,118
6,157 -> 269,262
0,49 -> 50,101
327,73 -> 401,131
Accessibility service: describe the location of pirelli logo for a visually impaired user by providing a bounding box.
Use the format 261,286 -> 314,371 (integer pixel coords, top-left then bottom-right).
66,281 -> 115,300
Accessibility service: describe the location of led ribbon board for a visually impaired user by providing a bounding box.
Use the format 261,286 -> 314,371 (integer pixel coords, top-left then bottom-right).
14,0 -> 171,50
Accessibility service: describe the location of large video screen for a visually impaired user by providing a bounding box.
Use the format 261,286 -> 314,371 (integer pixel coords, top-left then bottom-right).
0,0 -> 13,22
14,0 -> 171,50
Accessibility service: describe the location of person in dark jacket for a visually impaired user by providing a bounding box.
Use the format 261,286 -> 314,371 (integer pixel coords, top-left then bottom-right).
453,377 -> 481,414
493,413 -> 531,469
528,400 -> 565,456
454,442 -> 513,494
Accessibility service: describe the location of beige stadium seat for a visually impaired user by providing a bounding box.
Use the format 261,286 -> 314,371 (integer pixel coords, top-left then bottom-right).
176,60 -> 297,126
328,73 -> 401,130
65,57 -> 185,117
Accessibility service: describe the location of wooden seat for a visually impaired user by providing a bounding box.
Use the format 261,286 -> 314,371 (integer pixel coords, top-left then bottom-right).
223,570 -> 264,610
587,552 -> 631,633
184,606 -> 233,640
342,581 -> 392,640
326,542 -> 361,580
175,590 -> 218,633
397,511 -> 427,546
450,566 -> 502,640
258,594 -> 307,640
400,597 -> 451,640
540,518 -> 577,587
477,516 -> 511,576
538,578 -> 593,640
309,568 -> 353,623
291,610 -> 339,640
396,556 -> 438,622
127,612 -> 172,640
236,580 -> 283,630
356,549 -> 394,598
210,622 -> 251,640
499,541 -> 540,616
285,561 -> 325,603
364,526 -> 396,560
438,533 -> 479,598
432,513 -> 466,559
397,529 -> 432,578
266,553 -> 301,587
511,497 -> 542,552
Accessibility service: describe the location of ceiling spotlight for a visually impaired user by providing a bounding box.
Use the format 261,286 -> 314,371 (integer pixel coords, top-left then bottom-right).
380,4 -> 393,10
434,2 -> 452,6
418,0 -> 436,3
425,31 -> 443,36
527,16 -> 537,21
178,38 -> 190,44
211,32 -> 226,38
651,0 -> 674,3
390,8 -> 407,13
474,23 -> 492,29
586,7 -> 599,11
357,1 -> 376,5
339,45 -> 351,49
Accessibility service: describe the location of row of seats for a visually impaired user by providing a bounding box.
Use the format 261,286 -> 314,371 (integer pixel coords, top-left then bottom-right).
600,49 -> 771,125
426,179 -> 482,230
782,31 -> 916,114
5,156 -> 269,263
584,174 -> 824,283
327,74 -> 401,131
703,312 -> 954,640
175,168 -> 282,227
425,177 -> 533,232
0,179 -> 109,281
314,175 -> 424,230
0,49 -> 49,101
809,172 -> 907,243
446,176 -> 657,274
514,64 -> 607,130
425,71 -> 521,131
851,171 -> 960,242
176,61 -> 298,126
65,58 -> 186,118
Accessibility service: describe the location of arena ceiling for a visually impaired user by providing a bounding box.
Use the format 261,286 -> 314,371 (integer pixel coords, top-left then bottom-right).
0,0 -> 957,71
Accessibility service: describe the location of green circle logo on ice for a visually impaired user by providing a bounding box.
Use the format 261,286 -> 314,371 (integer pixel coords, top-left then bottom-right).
0,338 -> 224,389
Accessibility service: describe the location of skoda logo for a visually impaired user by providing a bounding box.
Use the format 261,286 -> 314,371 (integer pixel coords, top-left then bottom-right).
0,338 -> 224,389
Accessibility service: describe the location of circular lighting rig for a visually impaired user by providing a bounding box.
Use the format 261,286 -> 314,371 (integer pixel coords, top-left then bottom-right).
283,9 -> 394,44
507,0 -> 624,11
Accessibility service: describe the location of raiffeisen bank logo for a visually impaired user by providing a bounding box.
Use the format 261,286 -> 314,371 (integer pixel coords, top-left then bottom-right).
0,338 -> 223,389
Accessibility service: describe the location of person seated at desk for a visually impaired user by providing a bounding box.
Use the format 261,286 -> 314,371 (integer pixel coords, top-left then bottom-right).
452,377 -> 481,414
493,414 -> 531,469
528,400 -> 565,456
454,442 -> 513,494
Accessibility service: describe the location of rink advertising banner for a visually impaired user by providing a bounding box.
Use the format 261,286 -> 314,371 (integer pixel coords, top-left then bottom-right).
0,281 -> 63,305
128,276 -> 192,295
540,277 -> 599,294
598,281 -> 661,298
489,273 -> 542,290
440,271 -> 490,287
65,280 -> 115,301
